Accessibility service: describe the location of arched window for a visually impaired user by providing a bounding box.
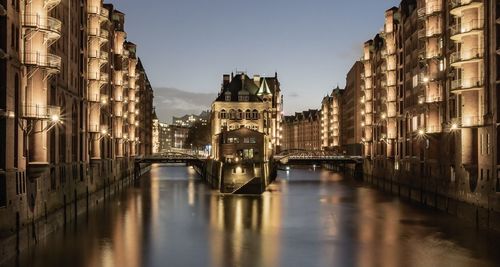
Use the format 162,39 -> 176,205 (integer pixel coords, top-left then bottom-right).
245,109 -> 251,120
220,109 -> 227,119
237,109 -> 243,120
229,109 -> 236,120
252,109 -> 259,120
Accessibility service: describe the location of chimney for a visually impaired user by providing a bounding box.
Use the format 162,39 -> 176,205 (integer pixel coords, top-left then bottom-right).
223,74 -> 230,87
253,75 -> 260,86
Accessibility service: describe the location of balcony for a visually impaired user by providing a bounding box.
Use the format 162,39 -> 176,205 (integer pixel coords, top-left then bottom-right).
426,95 -> 443,103
425,50 -> 441,60
100,72 -> 109,83
100,29 -> 109,39
23,14 -> 61,42
425,5 -> 442,16
100,51 -> 109,63
460,116 -> 483,127
87,5 -> 109,21
23,52 -> 61,73
20,104 -> 60,120
450,0 -> 483,16
417,7 -> 426,20
88,124 -> 101,133
424,27 -> 442,38
451,77 -> 484,92
450,48 -> 483,67
426,125 -> 442,133
88,28 -> 109,42
450,19 -> 484,41
88,72 -> 100,81
44,0 -> 61,11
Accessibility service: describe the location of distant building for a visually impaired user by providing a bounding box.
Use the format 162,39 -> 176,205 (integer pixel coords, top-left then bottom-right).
172,111 -> 210,127
282,110 -> 321,151
321,87 -> 343,151
152,110 -> 160,153
341,61 -> 363,155
167,125 -> 190,149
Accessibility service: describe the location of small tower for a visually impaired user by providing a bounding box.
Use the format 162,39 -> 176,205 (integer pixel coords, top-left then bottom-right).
257,77 -> 272,102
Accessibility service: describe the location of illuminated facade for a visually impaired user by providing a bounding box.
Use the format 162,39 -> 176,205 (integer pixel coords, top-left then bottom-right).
358,0 -> 500,224
342,61 -> 364,155
0,0 -> 154,252
321,86 -> 343,150
282,110 -> 321,151
211,73 -> 283,159
173,111 -> 209,127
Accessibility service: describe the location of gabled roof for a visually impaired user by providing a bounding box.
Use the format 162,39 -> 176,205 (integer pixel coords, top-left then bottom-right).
215,74 -> 259,102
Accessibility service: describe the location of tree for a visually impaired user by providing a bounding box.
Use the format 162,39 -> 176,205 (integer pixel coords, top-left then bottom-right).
185,120 -> 211,150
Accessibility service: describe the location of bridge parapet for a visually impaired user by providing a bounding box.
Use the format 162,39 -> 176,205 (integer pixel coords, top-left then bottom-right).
274,150 -> 363,164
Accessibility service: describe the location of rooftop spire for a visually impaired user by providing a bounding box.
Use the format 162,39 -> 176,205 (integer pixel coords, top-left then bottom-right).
257,77 -> 272,95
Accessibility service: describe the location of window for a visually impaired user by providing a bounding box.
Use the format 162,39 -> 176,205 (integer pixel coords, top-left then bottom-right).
220,110 -> 227,119
237,110 -> 243,120
243,137 -> 256,144
412,75 -> 418,88
252,110 -> 259,120
245,109 -> 251,120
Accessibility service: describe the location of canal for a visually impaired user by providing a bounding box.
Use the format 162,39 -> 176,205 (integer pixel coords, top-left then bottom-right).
5,164 -> 500,267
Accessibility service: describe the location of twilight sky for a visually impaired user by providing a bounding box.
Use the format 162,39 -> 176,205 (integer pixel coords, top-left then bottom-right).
108,0 -> 400,122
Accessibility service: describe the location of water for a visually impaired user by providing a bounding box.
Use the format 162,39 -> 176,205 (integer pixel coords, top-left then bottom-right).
6,165 -> 500,267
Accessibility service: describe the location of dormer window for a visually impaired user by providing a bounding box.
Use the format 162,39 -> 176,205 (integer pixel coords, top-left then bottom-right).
239,95 -> 249,102
224,91 -> 232,101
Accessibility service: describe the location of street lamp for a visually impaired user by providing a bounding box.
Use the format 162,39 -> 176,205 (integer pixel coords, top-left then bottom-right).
450,123 -> 459,131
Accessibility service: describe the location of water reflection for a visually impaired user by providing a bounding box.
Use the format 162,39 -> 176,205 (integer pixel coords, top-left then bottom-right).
208,192 -> 282,267
6,165 -> 500,267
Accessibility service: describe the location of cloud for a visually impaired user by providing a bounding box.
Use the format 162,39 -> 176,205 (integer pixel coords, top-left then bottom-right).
288,92 -> 299,97
153,87 -> 216,123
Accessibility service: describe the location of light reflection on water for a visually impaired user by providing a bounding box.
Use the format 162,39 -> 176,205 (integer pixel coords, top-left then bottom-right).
7,164 -> 500,267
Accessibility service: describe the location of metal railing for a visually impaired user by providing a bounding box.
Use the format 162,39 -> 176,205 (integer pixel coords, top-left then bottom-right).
451,77 -> 484,91
425,4 -> 442,16
100,51 -> 109,61
100,29 -> 109,39
100,72 -> 109,82
23,14 -> 61,34
450,0 -> 483,10
23,52 -> 61,70
44,0 -> 61,11
87,5 -> 109,18
20,104 -> 60,120
426,125 -> 442,133
460,116 -> 483,127
450,19 -> 484,36
450,47 -> 483,65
